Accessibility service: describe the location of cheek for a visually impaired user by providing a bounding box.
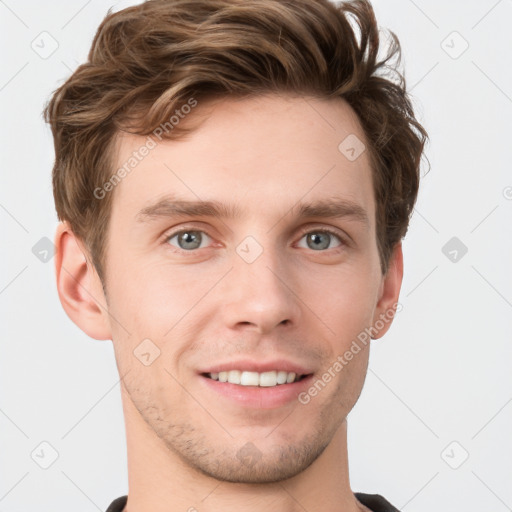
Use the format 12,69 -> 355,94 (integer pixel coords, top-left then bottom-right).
107,259 -> 225,366
299,264 -> 378,338
106,240 -> 380,365
108,256 -> 211,324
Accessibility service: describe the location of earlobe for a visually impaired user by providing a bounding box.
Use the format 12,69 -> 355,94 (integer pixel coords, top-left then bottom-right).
54,222 -> 112,340
371,242 -> 404,340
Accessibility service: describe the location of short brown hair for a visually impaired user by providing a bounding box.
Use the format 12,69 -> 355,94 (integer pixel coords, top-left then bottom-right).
44,0 -> 427,283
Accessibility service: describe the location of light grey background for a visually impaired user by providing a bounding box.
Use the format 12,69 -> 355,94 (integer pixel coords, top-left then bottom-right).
1,0 -> 511,510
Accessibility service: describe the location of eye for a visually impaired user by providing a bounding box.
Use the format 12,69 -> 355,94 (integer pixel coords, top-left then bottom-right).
162,227 -> 346,254
296,229 -> 344,251
165,229 -> 212,251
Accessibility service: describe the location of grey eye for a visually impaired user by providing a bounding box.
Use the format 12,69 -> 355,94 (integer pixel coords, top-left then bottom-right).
168,230 -> 210,250
298,231 -> 342,251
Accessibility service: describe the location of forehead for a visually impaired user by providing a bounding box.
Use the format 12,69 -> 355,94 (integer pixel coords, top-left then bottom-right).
110,94 -> 376,226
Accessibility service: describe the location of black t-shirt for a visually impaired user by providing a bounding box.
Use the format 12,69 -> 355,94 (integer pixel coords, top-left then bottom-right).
105,492 -> 401,511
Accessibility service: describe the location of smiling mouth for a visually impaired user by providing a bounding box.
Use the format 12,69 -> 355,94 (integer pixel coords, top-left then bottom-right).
202,370 -> 311,387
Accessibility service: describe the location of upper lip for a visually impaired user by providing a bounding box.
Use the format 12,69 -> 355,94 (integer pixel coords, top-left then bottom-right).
198,359 -> 313,375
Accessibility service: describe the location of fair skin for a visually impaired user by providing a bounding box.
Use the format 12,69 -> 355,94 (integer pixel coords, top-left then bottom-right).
55,93 -> 402,512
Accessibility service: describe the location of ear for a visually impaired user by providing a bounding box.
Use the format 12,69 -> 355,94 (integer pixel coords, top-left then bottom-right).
371,242 -> 404,340
54,222 -> 112,340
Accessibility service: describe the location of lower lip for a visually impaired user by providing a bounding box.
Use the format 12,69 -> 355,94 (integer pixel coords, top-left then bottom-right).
199,374 -> 314,409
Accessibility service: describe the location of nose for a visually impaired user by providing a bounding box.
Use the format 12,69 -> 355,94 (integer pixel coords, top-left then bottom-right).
217,241 -> 302,335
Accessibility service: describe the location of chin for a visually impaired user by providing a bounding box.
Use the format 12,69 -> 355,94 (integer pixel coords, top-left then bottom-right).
173,432 -> 329,484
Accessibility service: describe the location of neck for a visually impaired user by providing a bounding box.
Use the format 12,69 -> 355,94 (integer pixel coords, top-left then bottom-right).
121,389 -> 364,512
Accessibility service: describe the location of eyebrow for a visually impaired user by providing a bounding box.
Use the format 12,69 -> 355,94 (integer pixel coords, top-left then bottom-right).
135,196 -> 369,227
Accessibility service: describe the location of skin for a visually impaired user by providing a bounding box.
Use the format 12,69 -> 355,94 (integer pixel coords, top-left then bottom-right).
55,93 -> 403,512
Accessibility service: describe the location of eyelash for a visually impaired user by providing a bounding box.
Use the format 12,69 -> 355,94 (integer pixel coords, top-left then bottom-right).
162,226 -> 348,254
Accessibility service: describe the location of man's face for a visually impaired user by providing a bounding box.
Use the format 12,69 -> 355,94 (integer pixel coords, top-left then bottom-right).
101,94 -> 394,483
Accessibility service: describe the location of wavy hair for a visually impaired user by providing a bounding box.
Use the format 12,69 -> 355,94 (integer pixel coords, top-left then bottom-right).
44,0 -> 427,282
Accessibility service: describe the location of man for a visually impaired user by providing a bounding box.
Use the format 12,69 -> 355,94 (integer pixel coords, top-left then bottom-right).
44,0 -> 427,510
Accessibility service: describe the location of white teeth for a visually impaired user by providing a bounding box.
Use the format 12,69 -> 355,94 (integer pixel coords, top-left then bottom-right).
276,371 -> 288,384
207,370 -> 303,387
227,370 -> 241,384
286,372 -> 296,384
259,371 -> 277,387
240,371 -> 259,386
